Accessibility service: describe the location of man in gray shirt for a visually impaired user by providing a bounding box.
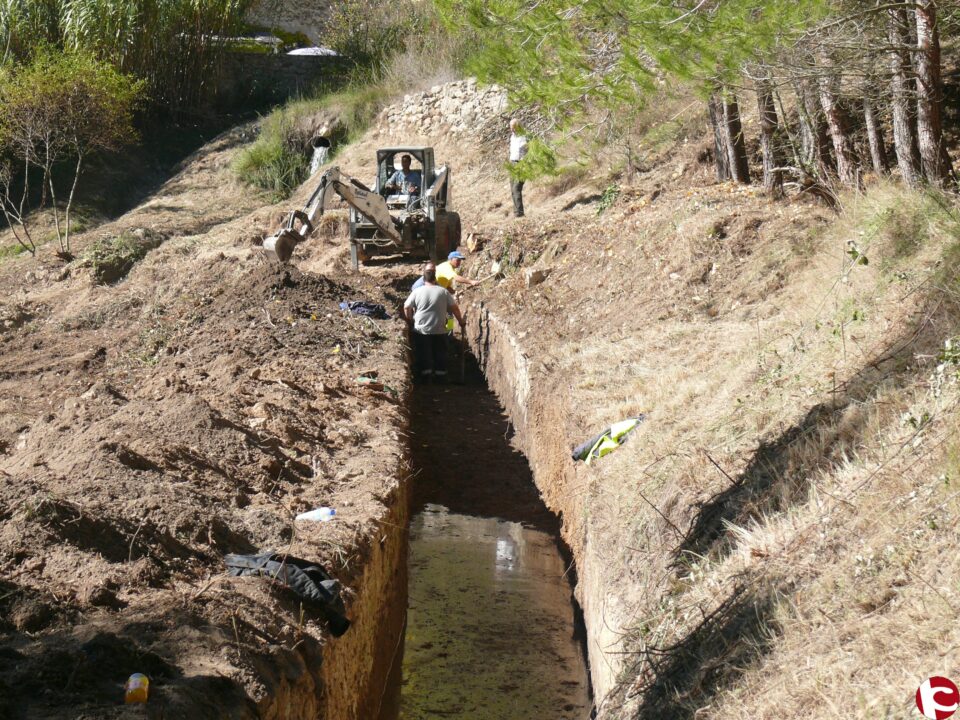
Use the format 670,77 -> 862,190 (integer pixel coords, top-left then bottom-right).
404,266 -> 465,383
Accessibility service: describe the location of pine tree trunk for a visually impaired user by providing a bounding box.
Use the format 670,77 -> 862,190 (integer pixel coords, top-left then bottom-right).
888,7 -> 922,185
863,99 -> 889,175
756,74 -> 783,197
708,93 -> 731,182
795,78 -> 833,178
817,58 -> 859,186
915,0 -> 954,186
796,93 -> 816,168
722,93 -> 750,183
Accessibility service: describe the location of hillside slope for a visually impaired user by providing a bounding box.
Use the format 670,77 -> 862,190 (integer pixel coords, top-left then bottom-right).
0,124 -> 411,719
1,77 -> 958,720
350,83 -> 960,718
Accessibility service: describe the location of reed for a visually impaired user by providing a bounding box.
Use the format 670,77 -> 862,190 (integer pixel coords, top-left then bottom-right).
1,0 -> 253,111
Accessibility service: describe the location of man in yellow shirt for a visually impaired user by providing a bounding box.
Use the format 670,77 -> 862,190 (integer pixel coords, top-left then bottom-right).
436,251 -> 479,290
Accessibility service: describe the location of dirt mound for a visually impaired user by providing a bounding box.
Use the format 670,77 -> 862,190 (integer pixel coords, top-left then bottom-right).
0,125 -> 409,716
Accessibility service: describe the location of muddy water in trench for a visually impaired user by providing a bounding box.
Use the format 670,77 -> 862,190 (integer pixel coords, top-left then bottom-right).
382,359 -> 591,719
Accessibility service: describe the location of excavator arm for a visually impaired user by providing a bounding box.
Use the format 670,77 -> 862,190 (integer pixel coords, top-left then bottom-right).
263,167 -> 402,263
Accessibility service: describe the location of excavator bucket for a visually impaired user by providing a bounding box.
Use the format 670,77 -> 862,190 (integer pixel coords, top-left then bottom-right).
263,229 -> 300,263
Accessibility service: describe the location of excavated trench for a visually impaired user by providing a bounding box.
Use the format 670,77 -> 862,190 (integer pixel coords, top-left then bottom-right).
374,351 -> 592,719
203,296 -> 595,719
0,286 -> 594,719
308,300 -> 594,720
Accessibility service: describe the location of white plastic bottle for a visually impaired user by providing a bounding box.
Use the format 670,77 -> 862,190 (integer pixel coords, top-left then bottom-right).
296,507 -> 336,522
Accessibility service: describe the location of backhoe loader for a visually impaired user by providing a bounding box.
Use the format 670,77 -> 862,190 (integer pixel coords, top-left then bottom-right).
263,146 -> 461,270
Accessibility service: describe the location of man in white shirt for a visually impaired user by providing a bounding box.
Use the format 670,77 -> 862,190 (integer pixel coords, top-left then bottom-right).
509,118 -> 528,217
404,266 -> 466,383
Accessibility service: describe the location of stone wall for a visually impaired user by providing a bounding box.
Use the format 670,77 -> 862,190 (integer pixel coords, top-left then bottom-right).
215,53 -> 352,111
246,0 -> 332,44
377,79 -> 509,137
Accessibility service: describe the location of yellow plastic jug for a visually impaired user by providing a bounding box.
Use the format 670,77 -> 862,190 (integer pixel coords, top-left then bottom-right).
124,673 -> 149,704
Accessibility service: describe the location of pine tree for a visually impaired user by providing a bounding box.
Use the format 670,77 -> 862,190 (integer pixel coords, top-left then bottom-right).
436,0 -> 952,195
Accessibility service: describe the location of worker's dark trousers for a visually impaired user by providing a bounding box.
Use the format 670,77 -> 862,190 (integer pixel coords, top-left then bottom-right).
511,179 -> 525,217
412,331 -> 447,379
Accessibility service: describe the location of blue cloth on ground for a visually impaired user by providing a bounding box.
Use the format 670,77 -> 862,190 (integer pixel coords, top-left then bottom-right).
339,301 -> 390,319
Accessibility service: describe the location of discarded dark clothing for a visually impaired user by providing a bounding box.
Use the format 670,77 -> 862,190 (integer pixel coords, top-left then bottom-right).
339,300 -> 390,319
225,551 -> 350,637
572,416 -> 646,464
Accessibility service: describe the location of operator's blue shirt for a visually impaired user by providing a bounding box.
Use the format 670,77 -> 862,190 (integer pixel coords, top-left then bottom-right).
387,169 -> 422,194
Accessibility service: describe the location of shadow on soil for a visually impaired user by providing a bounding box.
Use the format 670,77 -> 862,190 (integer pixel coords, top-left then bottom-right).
617,582 -> 785,720
408,346 -> 561,530
674,295 -> 958,568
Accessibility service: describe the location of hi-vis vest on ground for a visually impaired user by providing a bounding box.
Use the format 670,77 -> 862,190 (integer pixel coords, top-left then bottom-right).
571,416 -> 645,465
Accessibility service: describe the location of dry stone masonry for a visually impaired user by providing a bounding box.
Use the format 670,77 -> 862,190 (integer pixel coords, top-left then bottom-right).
247,0 -> 331,44
377,79 -> 508,137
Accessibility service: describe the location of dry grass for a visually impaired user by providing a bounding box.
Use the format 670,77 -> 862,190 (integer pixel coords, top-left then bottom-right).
251,83 -> 960,719
549,182 -> 960,719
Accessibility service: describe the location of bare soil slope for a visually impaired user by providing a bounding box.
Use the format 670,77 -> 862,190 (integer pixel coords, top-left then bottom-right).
0,125 -> 409,718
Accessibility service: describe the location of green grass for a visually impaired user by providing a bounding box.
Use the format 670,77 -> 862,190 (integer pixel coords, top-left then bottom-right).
87,229 -> 165,284
232,80 -> 394,200
232,106 -> 311,200
0,241 -> 30,262
329,82 -> 393,141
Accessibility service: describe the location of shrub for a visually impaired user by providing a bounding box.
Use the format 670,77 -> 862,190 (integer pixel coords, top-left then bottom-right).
87,228 -> 165,284
1,0 -> 254,112
232,107 -> 310,200
0,48 -> 143,257
233,82 -> 396,198
597,184 -> 621,215
323,0 -> 427,79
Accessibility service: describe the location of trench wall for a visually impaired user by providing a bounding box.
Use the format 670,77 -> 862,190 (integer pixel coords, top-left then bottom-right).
319,475 -> 409,719
467,302 -> 623,704
252,464 -> 408,719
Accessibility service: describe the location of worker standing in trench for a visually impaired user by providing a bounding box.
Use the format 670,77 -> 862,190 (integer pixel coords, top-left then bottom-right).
436,251 -> 480,290
434,252 -> 477,380
410,262 -> 435,291
404,266 -> 466,383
